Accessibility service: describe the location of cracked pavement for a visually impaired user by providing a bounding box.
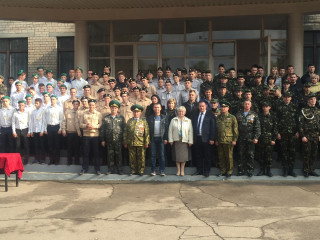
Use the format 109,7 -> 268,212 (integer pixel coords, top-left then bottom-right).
1,181 -> 320,239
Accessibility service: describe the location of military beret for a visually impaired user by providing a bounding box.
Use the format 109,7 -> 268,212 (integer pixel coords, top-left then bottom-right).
165,79 -> 172,84
32,74 -> 39,78
18,100 -> 26,104
104,65 -> 111,69
220,83 -> 227,88
120,91 -> 128,96
244,89 -> 252,93
102,72 -> 110,76
283,79 -> 290,84
37,66 -> 44,70
282,91 -> 292,97
46,83 -> 53,87
176,68 -> 182,71
50,95 -> 58,99
122,84 -> 129,89
128,78 -> 136,83
109,100 -> 120,108
262,101 -> 271,107
173,73 -> 179,77
92,72 -> 99,76
210,98 -> 219,103
45,69 -> 53,74
97,88 -> 105,93
60,73 -> 67,76
237,74 -> 245,79
140,87 -> 148,92
114,86 -> 121,91
132,86 -> 140,91
72,100 -> 80,104
1,96 -> 10,100
273,86 -> 281,91
255,73 -> 262,78
185,77 -> 192,82
165,66 -> 172,71
220,100 -> 231,108
304,82 -> 312,88
75,67 -> 83,73
17,69 -> 25,76
103,94 -> 112,98
57,78 -> 64,82
131,104 -> 144,112
141,76 -> 147,81
157,67 -> 163,71
88,99 -> 97,104
83,85 -> 91,89
15,81 -> 22,85
60,84 -> 67,89
263,85 -> 270,90
81,96 -> 89,101
108,79 -> 116,83
25,94 -> 33,99
43,92 -> 50,96
181,68 -> 188,74
308,93 -> 317,99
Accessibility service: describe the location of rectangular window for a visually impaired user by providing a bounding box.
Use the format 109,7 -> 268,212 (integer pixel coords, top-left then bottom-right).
303,31 -> 320,72
57,37 -> 74,75
0,38 -> 28,85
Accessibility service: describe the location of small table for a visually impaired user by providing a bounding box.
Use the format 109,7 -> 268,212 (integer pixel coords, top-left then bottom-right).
0,153 -> 24,192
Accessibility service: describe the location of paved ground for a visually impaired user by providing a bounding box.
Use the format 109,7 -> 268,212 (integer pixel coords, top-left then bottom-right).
1,181 -> 320,240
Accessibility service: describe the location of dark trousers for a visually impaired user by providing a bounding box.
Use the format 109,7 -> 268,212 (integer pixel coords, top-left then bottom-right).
0,127 -> 14,153
302,138 -> 318,173
195,136 -> 212,174
82,136 -> 100,172
15,128 -> 30,159
47,125 -> 60,164
66,133 -> 80,165
33,133 -> 45,163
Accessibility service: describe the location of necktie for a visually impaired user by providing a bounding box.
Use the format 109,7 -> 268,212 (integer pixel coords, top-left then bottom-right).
197,113 -> 203,134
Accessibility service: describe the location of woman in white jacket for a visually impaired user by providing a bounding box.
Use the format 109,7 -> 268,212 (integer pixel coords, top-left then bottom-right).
168,106 -> 193,176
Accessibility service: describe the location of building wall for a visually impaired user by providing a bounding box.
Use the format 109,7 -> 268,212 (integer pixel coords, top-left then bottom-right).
304,14 -> 320,31
0,20 -> 75,80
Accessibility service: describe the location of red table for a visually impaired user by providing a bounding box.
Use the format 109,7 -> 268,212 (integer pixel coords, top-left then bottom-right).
0,153 -> 24,192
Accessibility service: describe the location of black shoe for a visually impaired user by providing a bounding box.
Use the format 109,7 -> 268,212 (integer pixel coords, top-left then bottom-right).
217,173 -> 226,177
106,171 -> 111,175
288,169 -> 297,177
237,171 -> 244,176
96,171 -> 101,175
266,168 -> 273,177
309,172 -> 319,177
304,172 -> 309,178
283,168 -> 288,177
79,169 -> 86,175
204,172 -> 209,177
226,174 -> 231,178
118,170 -> 124,175
139,172 -> 143,176
247,172 -> 253,178
192,171 -> 203,176
256,168 -> 265,176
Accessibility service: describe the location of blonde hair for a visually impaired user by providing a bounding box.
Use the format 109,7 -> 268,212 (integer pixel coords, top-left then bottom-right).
310,73 -> 319,81
177,106 -> 186,113
167,98 -> 177,108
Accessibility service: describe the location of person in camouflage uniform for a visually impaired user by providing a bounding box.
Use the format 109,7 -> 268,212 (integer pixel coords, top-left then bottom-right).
199,70 -> 214,99
124,104 -> 150,175
299,93 -> 320,177
256,101 -> 278,177
215,101 -> 238,177
236,100 -> 261,177
0,75 -> 7,99
297,83 -> 313,110
100,100 -> 126,175
276,92 -> 299,177
230,87 -> 243,115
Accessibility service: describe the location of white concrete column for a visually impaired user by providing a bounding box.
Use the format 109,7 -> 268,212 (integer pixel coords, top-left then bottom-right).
74,21 -> 88,74
288,13 -> 304,76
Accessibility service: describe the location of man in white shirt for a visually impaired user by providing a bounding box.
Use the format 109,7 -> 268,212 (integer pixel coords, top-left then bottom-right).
12,100 -> 30,164
43,95 -> 63,165
30,74 -> 40,95
71,67 -> 88,98
11,70 -> 28,94
57,84 -> 70,107
44,69 -> 57,89
10,81 -> 26,109
37,66 -> 47,85
29,98 -> 46,164
0,96 -> 15,153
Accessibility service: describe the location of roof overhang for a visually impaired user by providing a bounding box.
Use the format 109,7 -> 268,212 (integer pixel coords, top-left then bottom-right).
0,0 -> 319,22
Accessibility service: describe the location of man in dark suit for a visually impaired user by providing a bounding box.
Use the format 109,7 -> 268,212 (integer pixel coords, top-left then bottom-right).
192,100 -> 216,177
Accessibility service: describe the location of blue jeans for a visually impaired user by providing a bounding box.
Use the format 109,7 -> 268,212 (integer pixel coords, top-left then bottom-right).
150,137 -> 165,172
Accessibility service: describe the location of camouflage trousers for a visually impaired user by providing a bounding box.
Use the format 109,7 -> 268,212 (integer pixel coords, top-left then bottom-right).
106,142 -> 122,171
301,137 -> 318,173
279,133 -> 296,169
218,143 -> 234,175
237,139 -> 255,174
128,146 -> 146,174
256,142 -> 273,168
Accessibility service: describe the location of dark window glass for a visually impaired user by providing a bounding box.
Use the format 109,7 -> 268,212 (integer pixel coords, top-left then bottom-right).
88,22 -> 110,43
137,45 -> 157,57
162,20 -> 184,42
113,20 -> 158,42
89,45 -> 110,57
89,59 -> 110,74
0,39 -> 8,51
304,32 -> 314,45
162,58 -> 184,71
138,59 -> 157,73
115,59 -> 133,77
186,19 -> 209,42
186,44 -> 208,56
58,37 -> 74,50
10,39 -> 27,51
162,44 -> 184,57
115,45 -> 133,56
57,37 -> 74,76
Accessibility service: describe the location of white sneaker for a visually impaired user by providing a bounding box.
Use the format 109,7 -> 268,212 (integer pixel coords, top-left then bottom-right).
160,171 -> 166,176
150,171 -> 156,176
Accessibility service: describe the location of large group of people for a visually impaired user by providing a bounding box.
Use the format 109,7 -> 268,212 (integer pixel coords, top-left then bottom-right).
0,63 -> 320,178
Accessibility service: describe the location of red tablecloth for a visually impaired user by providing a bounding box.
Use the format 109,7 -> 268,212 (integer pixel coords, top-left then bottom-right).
0,153 -> 24,179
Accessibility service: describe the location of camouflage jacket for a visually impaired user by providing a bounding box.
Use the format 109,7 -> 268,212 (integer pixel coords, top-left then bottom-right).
276,102 -> 299,135
0,84 -> 7,96
236,110 -> 261,141
258,112 -> 278,144
124,117 -> 150,147
299,105 -> 320,140
215,113 -> 239,144
99,113 -> 126,143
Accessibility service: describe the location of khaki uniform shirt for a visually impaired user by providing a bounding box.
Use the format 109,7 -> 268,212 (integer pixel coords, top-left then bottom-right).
63,98 -> 78,112
136,98 -> 152,118
79,109 -> 102,137
90,82 -> 103,99
120,101 -> 133,123
62,108 -> 81,135
97,106 -> 111,119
